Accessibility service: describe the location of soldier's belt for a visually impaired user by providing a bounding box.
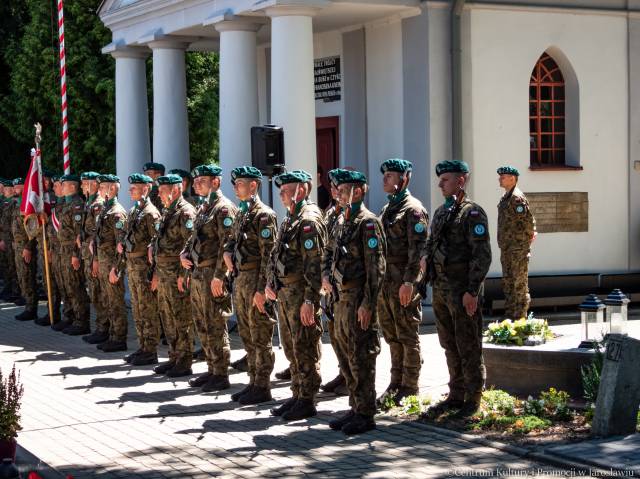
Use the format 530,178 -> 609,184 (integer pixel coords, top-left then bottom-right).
238,261 -> 259,272
60,240 -> 76,247
127,251 -> 146,259
386,255 -> 408,265
196,258 -> 215,268
278,273 -> 304,286
156,255 -> 179,264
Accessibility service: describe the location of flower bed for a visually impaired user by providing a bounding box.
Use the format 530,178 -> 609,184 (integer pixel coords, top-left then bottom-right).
484,314 -> 554,346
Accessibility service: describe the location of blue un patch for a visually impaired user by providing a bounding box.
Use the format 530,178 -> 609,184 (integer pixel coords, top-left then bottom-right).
414,223 -> 425,234
223,217 -> 233,227
473,224 -> 486,236
516,205 -> 525,213
261,228 -> 271,239
185,219 -> 194,229
304,239 -> 314,250
368,237 -> 378,249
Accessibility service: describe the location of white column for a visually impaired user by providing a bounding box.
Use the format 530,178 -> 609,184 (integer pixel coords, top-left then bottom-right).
268,6 -> 319,198
111,47 -> 151,207
216,21 -> 260,184
149,40 -> 191,173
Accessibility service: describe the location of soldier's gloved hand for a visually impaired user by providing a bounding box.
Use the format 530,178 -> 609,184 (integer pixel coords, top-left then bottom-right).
109,267 -> 119,284
300,301 -> 315,327
180,253 -> 193,270
92,259 -> 100,278
177,276 -> 185,293
264,286 -> 277,302
150,274 -> 158,292
0,240 -> 5,252
399,282 -> 413,307
357,306 -> 372,331
117,243 -> 124,254
71,256 -> 81,271
211,277 -> 224,297
253,291 -> 267,314
462,292 -> 479,317
223,252 -> 233,272
321,277 -> 332,295
22,248 -> 32,264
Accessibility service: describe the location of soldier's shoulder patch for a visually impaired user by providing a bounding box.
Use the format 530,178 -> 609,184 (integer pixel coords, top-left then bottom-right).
259,215 -> 269,224
367,237 -> 379,249
412,209 -> 422,218
304,238 -> 315,250
414,223 -> 425,234
221,207 -> 228,215
115,220 -> 124,229
74,214 -> 82,222
365,221 -> 376,231
469,209 -> 480,217
185,219 -> 194,229
223,217 -> 233,227
303,224 -> 315,234
515,205 -> 525,213
260,228 -> 271,239
473,223 -> 486,237
155,223 -> 160,231
74,205 -> 83,210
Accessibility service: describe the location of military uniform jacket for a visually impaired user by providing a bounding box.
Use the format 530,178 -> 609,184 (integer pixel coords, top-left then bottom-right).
269,201 -> 327,304
149,185 -> 163,212
1,198 -> 17,243
59,195 -> 86,259
323,203 -> 342,238
83,194 -> 105,259
224,196 -> 277,293
45,197 -> 61,252
425,198 -> 492,295
379,191 -> 429,284
122,198 -> 161,265
153,197 -> 197,263
11,200 -> 32,249
324,204 -> 386,311
497,186 -> 536,251
181,192 -> 237,280
95,198 -> 127,269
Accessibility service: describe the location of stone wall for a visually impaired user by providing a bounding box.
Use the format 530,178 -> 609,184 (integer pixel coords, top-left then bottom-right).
526,192 -> 588,233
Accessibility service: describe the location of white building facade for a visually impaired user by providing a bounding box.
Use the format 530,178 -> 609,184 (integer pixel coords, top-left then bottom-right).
98,0 -> 640,278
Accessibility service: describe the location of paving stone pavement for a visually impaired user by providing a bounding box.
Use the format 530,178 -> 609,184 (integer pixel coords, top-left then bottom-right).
0,301 -> 585,478
546,434 -> 640,474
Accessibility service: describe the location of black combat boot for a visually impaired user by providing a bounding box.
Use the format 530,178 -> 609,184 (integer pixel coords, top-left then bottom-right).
52,318 -> 73,332
329,410 -> 355,431
230,355 -> 248,372
154,361 -> 176,375
15,309 -> 37,321
130,352 -> 158,366
341,413 -> 375,435
201,375 -> 230,392
270,397 -> 297,417
281,399 -> 316,421
188,372 -> 212,388
238,386 -> 272,405
231,384 -> 253,402
64,324 -> 91,336
124,349 -> 143,363
166,364 -> 193,378
274,367 -> 291,380
320,373 -> 345,393
100,341 -> 127,353
83,331 -> 109,344
13,297 -> 26,306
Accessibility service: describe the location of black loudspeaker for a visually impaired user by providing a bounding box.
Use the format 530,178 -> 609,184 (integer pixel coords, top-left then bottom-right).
251,125 -> 285,176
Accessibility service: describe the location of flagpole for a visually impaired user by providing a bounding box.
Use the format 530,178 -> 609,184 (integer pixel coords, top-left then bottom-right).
35,123 -> 55,325
58,0 -> 70,174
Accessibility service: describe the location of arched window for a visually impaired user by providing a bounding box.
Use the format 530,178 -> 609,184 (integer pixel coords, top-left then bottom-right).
529,53 -> 565,167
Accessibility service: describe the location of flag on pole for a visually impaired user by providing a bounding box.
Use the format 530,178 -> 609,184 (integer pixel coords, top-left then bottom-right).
21,148 -> 51,218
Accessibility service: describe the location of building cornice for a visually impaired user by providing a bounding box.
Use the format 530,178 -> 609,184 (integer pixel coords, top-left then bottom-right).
464,1 -> 639,18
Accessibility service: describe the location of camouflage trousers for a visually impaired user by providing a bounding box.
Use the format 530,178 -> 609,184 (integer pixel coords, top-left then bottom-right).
277,283 -> 322,401
127,260 -> 160,353
84,246 -> 109,333
156,262 -> 193,368
432,282 -> 486,402
98,258 -> 128,343
52,247 -> 73,321
40,244 -> 62,322
333,288 -> 381,416
500,249 -> 531,320
0,247 -> 7,283
233,271 -> 275,388
191,266 -> 232,376
2,240 -> 19,295
377,278 -> 422,389
325,304 -> 348,378
59,246 -> 90,327
14,243 -> 37,312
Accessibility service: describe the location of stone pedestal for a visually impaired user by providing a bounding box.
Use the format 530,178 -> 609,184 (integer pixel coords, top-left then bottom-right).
592,334 -> 640,437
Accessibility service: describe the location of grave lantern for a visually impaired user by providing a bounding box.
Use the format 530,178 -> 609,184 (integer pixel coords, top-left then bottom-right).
578,294 -> 605,348
604,289 -> 629,335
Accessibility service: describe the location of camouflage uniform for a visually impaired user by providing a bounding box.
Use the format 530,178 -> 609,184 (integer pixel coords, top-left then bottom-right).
225,196 -> 277,389
11,200 -> 38,313
269,201 -> 326,402
497,186 -> 536,320
325,203 -> 386,418
153,196 -> 197,369
123,197 -> 161,354
149,185 -> 163,212
58,195 -> 91,328
42,196 -> 66,323
1,197 -> 19,297
378,190 -> 429,393
425,197 -> 492,404
0,197 -> 7,284
83,194 -> 108,334
182,192 -> 237,376
95,198 -> 128,343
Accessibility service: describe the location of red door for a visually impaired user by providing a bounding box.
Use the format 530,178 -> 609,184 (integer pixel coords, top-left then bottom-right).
316,116 -> 340,201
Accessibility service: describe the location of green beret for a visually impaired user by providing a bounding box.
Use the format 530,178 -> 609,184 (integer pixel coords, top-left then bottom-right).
97,174 -> 120,184
2,179 -> 13,187
380,158 -> 412,174
156,174 -> 183,186
274,170 -> 311,188
333,169 -> 367,186
13,178 -> 24,186
143,162 -> 165,174
51,175 -> 61,183
435,160 -> 470,177
497,166 -> 520,177
230,166 -> 262,184
61,174 -> 81,183
327,168 -> 344,186
168,168 -> 191,179
192,165 -> 222,178
128,173 -> 153,184
80,171 -> 100,181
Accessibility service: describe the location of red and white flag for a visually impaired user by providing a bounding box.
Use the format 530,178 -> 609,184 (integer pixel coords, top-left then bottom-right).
20,148 -> 51,219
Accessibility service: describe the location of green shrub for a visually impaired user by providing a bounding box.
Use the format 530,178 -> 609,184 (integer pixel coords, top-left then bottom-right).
581,340 -> 605,403
540,388 -> 573,421
400,395 -> 431,415
0,365 -> 24,441
479,389 -> 517,418
511,415 -> 552,434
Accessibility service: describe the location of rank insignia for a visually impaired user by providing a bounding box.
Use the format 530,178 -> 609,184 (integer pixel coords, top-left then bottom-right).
304,239 -> 314,250
368,237 -> 378,249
